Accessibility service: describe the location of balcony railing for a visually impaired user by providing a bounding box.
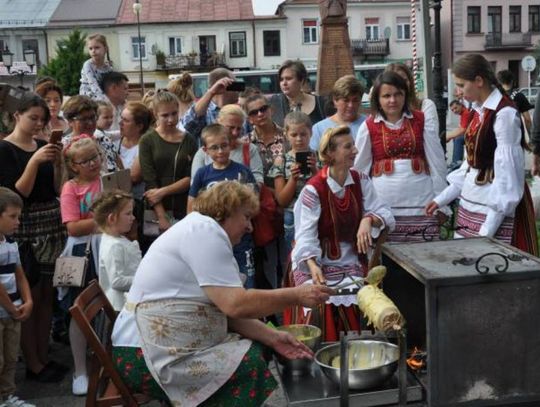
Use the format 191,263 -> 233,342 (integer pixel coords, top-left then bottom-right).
485,32 -> 532,49
158,52 -> 225,71
351,38 -> 390,58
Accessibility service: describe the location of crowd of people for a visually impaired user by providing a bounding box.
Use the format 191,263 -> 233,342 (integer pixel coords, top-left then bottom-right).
0,30 -> 538,407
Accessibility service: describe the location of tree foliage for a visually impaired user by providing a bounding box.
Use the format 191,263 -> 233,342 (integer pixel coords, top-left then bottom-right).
39,29 -> 88,96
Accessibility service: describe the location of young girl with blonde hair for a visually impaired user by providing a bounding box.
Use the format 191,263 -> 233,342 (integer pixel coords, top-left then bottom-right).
79,33 -> 113,101
91,190 -> 139,311
60,135 -> 103,395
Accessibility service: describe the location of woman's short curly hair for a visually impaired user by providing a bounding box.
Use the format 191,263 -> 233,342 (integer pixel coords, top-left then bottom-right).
193,181 -> 259,223
62,95 -> 98,121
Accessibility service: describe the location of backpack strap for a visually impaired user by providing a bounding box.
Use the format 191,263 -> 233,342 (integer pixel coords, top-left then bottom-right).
242,143 -> 250,167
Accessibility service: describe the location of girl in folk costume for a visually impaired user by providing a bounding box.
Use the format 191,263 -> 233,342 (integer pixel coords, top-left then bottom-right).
354,71 -> 449,242
289,126 -> 394,341
426,54 -> 538,255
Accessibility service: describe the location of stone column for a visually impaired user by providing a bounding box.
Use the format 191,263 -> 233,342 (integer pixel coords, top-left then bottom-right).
316,9 -> 354,96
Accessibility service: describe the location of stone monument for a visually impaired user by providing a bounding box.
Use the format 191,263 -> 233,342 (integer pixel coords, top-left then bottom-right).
316,0 -> 354,96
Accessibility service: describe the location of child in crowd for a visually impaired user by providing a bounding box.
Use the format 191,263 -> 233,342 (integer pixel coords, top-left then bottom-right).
0,188 -> 34,407
79,34 -> 113,101
60,135 -> 103,396
91,191 -> 139,312
187,123 -> 257,287
94,101 -> 121,172
269,112 -> 318,255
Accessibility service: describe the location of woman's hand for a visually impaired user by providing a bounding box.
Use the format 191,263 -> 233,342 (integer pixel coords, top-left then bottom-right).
30,143 -> 61,165
289,163 -> 301,181
270,330 -> 313,361
295,284 -> 334,308
425,201 -> 439,216
158,216 -> 172,232
357,217 -> 373,254
308,262 -> 326,285
144,188 -> 166,206
16,301 -> 33,322
435,211 -> 448,225
209,77 -> 234,96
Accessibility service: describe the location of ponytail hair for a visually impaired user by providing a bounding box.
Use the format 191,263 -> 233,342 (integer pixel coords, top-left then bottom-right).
452,54 -> 505,95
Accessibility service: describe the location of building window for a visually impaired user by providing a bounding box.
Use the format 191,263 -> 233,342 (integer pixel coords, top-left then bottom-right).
488,6 -> 502,34
263,30 -> 280,56
467,6 -> 481,33
303,19 -> 318,44
530,5 -> 540,32
509,6 -> 521,33
229,32 -> 247,58
365,18 -> 379,40
396,17 -> 411,40
168,37 -> 182,56
131,36 -> 146,59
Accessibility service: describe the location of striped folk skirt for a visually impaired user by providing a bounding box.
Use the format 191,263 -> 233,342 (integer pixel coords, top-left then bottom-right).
284,264 -> 362,342
455,184 -> 538,256
387,215 -> 440,243
15,200 -> 66,279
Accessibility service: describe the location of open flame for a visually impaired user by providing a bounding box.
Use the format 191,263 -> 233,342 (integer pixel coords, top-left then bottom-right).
406,347 -> 426,371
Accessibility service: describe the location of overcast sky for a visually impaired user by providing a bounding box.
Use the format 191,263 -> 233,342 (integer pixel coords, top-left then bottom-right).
252,0 -> 284,15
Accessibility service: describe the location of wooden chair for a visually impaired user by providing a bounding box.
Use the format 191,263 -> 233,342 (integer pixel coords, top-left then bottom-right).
69,280 -> 152,407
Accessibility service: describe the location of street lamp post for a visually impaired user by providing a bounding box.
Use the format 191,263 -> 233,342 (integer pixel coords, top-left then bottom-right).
431,0 -> 446,151
133,0 -> 145,96
1,47 -> 36,88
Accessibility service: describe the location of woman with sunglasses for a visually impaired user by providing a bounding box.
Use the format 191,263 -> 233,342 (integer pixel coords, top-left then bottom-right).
245,94 -> 289,186
243,94 -> 290,290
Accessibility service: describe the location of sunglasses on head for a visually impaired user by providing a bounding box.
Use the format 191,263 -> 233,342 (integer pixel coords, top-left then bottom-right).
248,104 -> 270,117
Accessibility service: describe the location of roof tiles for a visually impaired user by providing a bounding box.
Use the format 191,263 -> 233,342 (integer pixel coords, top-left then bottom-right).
116,0 -> 255,24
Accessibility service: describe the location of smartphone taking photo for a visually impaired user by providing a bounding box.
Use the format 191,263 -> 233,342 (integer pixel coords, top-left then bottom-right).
226,81 -> 246,92
49,129 -> 64,145
295,151 -> 312,176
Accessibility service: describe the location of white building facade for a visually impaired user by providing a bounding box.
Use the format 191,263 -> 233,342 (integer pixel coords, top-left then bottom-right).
451,0 -> 540,87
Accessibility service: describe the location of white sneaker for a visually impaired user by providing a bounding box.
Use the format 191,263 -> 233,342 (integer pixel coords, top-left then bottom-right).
4,395 -> 36,407
72,374 -> 89,396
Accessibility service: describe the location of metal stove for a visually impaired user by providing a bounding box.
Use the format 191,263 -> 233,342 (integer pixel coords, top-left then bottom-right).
383,237 -> 540,406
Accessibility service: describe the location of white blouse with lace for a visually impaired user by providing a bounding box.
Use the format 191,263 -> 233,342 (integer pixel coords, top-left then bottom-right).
433,88 -> 524,237
291,169 -> 395,274
354,110 -> 449,217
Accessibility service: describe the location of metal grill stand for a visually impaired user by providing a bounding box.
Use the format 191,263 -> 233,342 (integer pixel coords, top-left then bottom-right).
338,329 -> 408,407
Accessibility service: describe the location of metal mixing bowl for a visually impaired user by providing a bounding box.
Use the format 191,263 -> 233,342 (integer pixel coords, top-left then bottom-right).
276,324 -> 322,374
314,340 -> 399,390
276,324 -> 322,350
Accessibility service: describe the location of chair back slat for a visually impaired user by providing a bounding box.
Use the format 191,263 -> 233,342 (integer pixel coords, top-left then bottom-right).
70,280 -> 150,407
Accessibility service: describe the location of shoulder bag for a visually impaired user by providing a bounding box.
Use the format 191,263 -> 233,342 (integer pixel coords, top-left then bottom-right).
53,239 -> 91,287
242,143 -> 283,247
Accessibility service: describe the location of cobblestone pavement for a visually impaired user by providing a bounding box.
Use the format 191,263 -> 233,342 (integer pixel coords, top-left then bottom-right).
16,340 -> 287,406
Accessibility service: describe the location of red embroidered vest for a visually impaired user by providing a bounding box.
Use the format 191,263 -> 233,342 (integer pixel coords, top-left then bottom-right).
307,166 -> 366,263
465,95 -> 518,185
365,110 -> 428,177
